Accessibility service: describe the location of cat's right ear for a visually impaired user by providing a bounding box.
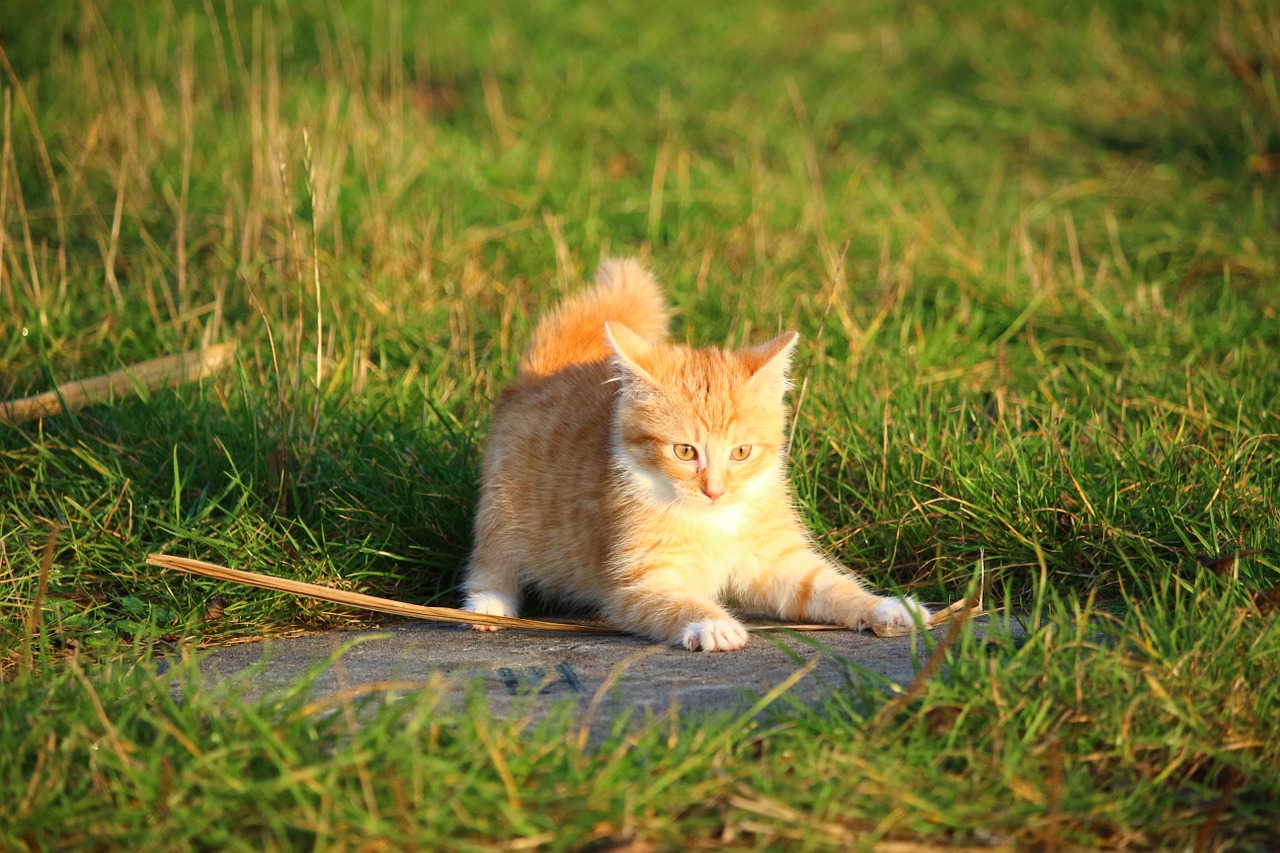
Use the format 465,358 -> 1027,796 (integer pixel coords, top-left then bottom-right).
604,322 -> 659,386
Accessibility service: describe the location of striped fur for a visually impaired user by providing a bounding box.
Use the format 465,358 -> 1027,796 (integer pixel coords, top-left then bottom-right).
461,257 -> 928,650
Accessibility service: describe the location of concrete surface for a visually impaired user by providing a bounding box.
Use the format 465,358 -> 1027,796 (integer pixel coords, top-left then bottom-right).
174,611 -> 1025,732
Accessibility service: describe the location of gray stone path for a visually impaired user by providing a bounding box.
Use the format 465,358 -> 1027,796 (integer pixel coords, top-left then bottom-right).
181,611 -> 1024,730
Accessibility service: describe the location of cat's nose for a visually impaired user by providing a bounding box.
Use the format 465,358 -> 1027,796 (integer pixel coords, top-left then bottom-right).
702,483 -> 725,502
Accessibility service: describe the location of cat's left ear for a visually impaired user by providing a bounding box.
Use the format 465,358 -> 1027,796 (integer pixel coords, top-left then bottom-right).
604,321 -> 659,387
742,331 -> 799,393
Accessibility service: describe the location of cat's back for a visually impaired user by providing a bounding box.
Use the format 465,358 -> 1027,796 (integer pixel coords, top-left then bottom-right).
478,359 -> 619,593
490,359 -> 614,447
483,256 -> 669,510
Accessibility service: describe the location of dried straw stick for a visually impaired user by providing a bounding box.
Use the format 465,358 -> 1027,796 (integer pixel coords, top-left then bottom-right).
146,553 -> 980,637
146,554 -> 616,632
0,342 -> 238,422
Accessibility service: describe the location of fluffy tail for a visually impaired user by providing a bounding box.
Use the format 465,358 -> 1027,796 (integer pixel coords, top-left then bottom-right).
518,257 -> 670,379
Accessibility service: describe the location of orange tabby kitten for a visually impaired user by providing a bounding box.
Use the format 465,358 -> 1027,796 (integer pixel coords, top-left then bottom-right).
462,258 -> 928,651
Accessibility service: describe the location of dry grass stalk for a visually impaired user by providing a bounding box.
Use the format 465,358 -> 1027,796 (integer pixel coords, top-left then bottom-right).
147,554 -> 616,633
146,553 -> 980,637
0,343 -> 237,422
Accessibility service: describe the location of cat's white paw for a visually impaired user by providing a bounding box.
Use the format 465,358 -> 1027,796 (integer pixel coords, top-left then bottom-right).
463,591 -> 518,632
870,596 -> 931,631
681,618 -> 749,652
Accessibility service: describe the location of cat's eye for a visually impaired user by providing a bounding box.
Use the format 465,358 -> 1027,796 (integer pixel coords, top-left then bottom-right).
673,443 -> 697,462
730,445 -> 752,461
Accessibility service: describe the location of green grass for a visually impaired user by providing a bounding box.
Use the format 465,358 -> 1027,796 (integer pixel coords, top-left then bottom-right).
2,0 -> 1279,848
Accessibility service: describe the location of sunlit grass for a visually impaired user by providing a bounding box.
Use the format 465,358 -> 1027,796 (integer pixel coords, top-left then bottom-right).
2,0 -> 1278,848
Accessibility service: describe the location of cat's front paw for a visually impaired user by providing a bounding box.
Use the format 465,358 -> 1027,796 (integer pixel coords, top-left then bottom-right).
681,618 -> 749,652
463,591 -> 518,632
869,596 -> 930,631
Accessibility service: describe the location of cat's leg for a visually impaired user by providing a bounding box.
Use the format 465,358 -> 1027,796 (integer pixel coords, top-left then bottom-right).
460,535 -> 523,632
604,568 -> 748,651
740,534 -> 929,632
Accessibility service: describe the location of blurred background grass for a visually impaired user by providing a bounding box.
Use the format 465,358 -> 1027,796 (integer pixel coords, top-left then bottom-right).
1,0 -> 1277,647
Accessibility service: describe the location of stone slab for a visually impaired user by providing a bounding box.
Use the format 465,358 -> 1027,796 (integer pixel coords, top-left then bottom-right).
175,611 -> 1025,731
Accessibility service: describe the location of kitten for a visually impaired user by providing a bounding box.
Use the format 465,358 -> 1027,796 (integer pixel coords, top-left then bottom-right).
461,258 -> 928,651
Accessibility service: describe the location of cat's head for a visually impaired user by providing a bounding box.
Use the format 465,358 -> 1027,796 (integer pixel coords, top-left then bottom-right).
604,322 -> 798,508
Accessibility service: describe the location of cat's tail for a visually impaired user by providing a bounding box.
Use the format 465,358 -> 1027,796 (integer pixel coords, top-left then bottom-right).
518,257 -> 670,379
